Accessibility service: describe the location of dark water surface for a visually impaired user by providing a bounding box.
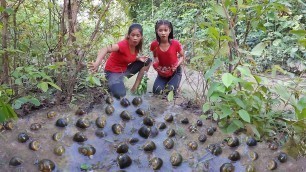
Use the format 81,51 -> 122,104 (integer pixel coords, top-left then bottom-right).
0,94 -> 305,172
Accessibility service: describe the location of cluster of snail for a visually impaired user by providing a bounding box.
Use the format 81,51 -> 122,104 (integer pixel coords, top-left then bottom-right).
5,94 -> 292,171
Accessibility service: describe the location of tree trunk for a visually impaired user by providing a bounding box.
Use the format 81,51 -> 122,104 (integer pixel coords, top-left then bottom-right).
1,0 -> 9,84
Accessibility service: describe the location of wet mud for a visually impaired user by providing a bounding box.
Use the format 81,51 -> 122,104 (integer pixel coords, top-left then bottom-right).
0,94 -> 305,172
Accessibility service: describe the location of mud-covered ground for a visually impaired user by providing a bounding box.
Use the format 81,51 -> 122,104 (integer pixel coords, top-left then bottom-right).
0,93 -> 306,172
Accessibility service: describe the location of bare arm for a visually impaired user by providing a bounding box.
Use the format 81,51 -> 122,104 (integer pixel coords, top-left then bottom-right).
88,44 -> 119,73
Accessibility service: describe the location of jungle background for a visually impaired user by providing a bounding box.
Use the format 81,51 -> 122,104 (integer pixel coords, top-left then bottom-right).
0,0 -> 306,157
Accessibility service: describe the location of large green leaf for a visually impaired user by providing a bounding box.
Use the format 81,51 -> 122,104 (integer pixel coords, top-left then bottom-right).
251,42 -> 266,56
220,106 -> 233,119
202,102 -> 210,113
37,82 -> 48,92
222,73 -> 234,88
47,82 -> 62,91
214,5 -> 226,18
238,109 -> 251,123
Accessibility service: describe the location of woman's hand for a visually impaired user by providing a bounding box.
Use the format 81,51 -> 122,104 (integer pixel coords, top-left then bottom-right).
88,61 -> 99,73
137,56 -> 149,62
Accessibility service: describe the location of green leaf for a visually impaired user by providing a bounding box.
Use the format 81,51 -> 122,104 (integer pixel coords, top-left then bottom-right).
238,109 -> 251,123
167,91 -> 174,102
226,122 -> 240,133
237,66 -> 252,77
272,39 -> 282,46
232,119 -> 244,128
80,163 -> 91,170
92,77 -> 101,86
214,5 -> 226,18
297,108 -> 306,120
220,106 -> 233,119
213,113 -> 219,121
38,82 -> 48,92
47,82 -> 62,91
29,97 -> 40,106
251,42 -> 266,56
202,102 -> 210,113
234,98 -> 246,109
290,30 -> 306,36
250,125 -> 261,139
222,73 -> 234,88
207,82 -> 220,98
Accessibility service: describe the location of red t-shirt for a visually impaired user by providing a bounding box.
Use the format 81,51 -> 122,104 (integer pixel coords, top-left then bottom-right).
150,39 -> 182,67
105,39 -> 137,72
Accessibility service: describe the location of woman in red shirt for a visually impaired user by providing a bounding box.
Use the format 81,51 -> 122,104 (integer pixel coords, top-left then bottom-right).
89,23 -> 151,99
150,20 -> 185,95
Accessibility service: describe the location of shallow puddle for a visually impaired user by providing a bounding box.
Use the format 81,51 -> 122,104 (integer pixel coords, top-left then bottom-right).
0,94 -> 305,172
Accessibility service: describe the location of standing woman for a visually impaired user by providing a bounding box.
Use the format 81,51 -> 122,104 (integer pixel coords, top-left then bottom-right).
89,23 -> 151,99
150,20 -> 185,95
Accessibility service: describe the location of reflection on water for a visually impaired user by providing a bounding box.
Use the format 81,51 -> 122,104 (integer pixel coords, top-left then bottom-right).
0,94 -> 305,171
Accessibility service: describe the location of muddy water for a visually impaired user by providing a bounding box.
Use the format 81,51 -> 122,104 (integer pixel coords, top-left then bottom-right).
0,94 -> 305,172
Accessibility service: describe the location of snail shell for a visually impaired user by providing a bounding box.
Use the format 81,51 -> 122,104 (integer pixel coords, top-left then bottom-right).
170,152 -> 182,166
112,124 -> 124,135
143,141 -> 156,152
52,132 -> 63,141
129,138 -> 139,145
76,117 -> 91,129
96,116 -> 106,128
120,98 -> 130,107
143,116 -> 154,126
18,132 -> 29,143
54,145 -> 65,156
245,164 -> 256,172
248,151 -> 258,161
4,121 -> 14,130
78,145 -> 96,156
150,157 -> 163,170
95,130 -> 106,138
163,138 -> 174,149
116,143 -> 129,154
136,108 -> 146,116
47,111 -> 56,119
117,154 -> 132,169
105,96 -> 114,104
38,159 -> 55,172
55,118 -> 68,127
166,129 -> 176,137
278,152 -> 287,163
220,163 -> 235,172
138,126 -> 150,139
228,151 -> 241,161
198,134 -> 207,143
132,97 -> 142,106
208,144 -> 222,156
158,122 -> 167,130
187,141 -> 198,151
196,120 -> 203,126
105,105 -> 115,115
267,159 -> 277,170
164,114 -> 173,122
180,117 -> 189,124
227,136 -> 240,147
246,137 -> 257,146
188,125 -> 197,133
75,108 -> 86,115
268,142 -> 278,150
29,140 -> 41,151
120,111 -> 131,121
150,126 -> 159,138
73,132 -> 87,142
207,127 -> 214,136
30,123 -> 42,130
9,156 -> 23,166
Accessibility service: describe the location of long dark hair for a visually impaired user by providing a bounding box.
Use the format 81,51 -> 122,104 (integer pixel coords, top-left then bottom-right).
155,20 -> 174,44
126,23 -> 143,52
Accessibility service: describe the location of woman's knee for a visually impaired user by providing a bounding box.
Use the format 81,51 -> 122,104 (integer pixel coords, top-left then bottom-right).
153,85 -> 163,95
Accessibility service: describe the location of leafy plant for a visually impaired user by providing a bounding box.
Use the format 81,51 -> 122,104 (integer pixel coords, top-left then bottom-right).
135,72 -> 149,95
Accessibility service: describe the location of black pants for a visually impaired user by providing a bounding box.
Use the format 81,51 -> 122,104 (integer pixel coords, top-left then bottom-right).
105,59 -> 151,99
152,66 -> 182,95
